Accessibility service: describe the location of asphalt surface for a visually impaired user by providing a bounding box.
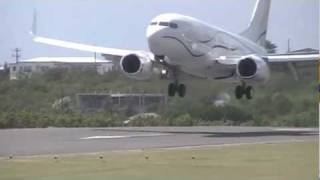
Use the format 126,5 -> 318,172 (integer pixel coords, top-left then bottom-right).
0,126 -> 317,156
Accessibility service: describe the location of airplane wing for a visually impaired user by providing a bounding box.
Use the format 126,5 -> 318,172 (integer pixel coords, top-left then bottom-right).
216,53 -> 319,81
266,54 -> 319,71
31,11 -> 153,61
266,54 -> 319,63
266,54 -> 319,80
33,36 -> 134,57
216,54 -> 319,66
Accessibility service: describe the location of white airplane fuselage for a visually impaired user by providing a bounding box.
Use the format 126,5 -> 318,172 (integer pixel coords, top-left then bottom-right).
147,13 -> 267,80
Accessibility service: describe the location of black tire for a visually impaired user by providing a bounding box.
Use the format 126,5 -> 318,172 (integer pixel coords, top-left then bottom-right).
168,83 -> 177,97
235,85 -> 243,99
178,84 -> 186,98
245,86 -> 253,100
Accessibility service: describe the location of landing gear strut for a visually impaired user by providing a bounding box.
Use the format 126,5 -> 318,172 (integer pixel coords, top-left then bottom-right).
235,82 -> 253,100
168,82 -> 186,98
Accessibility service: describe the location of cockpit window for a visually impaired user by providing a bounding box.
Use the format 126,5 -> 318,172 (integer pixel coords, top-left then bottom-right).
169,23 -> 178,29
158,22 -> 178,29
150,22 -> 157,26
159,22 -> 170,27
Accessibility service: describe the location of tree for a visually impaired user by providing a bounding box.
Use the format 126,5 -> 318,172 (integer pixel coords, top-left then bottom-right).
265,40 -> 277,54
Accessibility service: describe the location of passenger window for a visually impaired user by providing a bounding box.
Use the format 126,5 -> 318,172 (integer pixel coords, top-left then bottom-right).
159,22 -> 178,29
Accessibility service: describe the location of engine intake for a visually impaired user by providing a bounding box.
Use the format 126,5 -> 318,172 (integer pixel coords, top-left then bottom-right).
120,53 -> 153,80
237,58 -> 257,77
236,55 -> 270,83
121,54 -> 141,74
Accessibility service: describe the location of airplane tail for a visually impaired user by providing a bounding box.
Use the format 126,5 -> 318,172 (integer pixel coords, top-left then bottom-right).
241,0 -> 271,47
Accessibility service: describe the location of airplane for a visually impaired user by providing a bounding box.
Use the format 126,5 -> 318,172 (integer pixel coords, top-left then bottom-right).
31,0 -> 319,100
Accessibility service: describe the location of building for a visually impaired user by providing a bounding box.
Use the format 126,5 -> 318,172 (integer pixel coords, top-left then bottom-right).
288,48 -> 319,55
8,57 -> 113,80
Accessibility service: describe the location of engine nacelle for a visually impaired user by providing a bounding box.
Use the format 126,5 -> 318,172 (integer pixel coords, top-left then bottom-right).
120,53 -> 153,80
236,55 -> 270,83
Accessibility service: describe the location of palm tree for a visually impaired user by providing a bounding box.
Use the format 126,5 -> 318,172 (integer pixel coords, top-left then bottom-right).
265,40 -> 277,54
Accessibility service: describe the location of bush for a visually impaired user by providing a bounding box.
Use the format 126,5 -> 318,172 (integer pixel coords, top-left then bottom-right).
223,106 -> 253,124
171,114 -> 195,126
271,93 -> 293,115
281,110 -> 318,127
0,67 -> 316,128
127,117 -> 165,127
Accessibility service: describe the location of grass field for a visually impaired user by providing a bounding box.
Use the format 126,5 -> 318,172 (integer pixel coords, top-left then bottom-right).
0,141 -> 317,180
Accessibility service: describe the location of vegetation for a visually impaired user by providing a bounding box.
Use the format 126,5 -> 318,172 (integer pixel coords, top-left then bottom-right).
265,40 -> 278,54
0,66 -> 317,128
0,141 -> 317,180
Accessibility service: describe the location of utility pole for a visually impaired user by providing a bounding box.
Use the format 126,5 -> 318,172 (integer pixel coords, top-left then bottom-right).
12,48 -> 21,63
94,52 -> 97,73
287,39 -> 291,53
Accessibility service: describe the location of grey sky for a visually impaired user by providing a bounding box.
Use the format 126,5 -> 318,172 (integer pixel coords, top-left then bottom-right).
0,0 -> 318,63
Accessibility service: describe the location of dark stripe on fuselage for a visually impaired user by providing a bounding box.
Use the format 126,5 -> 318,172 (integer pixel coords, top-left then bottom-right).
198,36 -> 215,44
162,36 -> 237,58
212,45 -> 237,51
256,30 -> 267,42
162,36 -> 206,57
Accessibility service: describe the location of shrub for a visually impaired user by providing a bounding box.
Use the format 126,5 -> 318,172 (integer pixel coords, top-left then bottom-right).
171,114 -> 195,126
271,93 -> 293,115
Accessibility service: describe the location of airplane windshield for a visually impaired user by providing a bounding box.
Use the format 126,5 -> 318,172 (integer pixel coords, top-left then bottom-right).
150,21 -> 178,29
150,22 -> 157,26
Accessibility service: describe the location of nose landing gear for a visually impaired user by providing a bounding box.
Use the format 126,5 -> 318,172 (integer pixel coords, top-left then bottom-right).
168,83 -> 186,98
235,82 -> 253,100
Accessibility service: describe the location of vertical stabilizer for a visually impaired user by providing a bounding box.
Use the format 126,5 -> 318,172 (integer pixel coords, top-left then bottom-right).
241,0 -> 271,47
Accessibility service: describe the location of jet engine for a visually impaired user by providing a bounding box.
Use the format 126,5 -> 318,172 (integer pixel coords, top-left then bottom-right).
120,53 -> 153,80
236,55 -> 270,83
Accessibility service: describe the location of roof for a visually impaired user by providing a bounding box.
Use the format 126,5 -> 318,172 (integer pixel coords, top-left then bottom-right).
15,57 -> 111,64
288,48 -> 319,55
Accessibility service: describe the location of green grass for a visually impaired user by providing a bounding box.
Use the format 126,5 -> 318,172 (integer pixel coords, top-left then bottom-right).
0,141 -> 317,180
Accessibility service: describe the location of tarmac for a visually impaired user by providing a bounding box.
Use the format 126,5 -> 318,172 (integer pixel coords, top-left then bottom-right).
0,126 -> 317,156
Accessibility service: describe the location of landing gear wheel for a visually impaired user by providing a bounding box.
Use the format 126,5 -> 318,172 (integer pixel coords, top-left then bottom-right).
235,83 -> 253,100
168,83 -> 177,97
235,85 -> 244,99
245,86 -> 253,100
168,83 -> 187,97
178,84 -> 186,98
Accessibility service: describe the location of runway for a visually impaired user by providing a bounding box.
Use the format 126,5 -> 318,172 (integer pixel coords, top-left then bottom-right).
0,126 -> 317,156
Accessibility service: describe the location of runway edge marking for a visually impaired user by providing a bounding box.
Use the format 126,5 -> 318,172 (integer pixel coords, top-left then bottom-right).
0,139 -> 315,159
80,133 -> 171,140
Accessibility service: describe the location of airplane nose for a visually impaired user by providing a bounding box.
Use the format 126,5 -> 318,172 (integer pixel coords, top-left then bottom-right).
146,26 -> 161,40
147,26 -> 164,54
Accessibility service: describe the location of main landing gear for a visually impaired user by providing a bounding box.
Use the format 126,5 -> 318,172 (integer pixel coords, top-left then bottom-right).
235,82 -> 253,100
168,82 -> 186,98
